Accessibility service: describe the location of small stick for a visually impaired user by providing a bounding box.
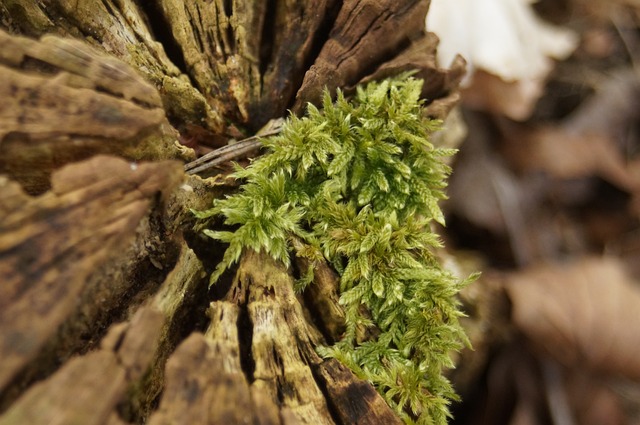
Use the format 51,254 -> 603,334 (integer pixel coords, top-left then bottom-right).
184,118 -> 284,175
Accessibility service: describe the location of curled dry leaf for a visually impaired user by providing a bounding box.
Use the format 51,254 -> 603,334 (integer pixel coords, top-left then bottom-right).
505,257 -> 640,380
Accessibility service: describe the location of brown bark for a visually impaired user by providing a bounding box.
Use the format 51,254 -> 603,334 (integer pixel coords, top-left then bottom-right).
0,1 -> 464,423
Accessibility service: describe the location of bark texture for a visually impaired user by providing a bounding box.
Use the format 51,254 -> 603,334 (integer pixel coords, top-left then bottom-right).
0,1 -> 464,423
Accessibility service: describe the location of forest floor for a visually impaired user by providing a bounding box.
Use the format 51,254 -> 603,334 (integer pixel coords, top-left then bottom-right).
441,1 -> 640,424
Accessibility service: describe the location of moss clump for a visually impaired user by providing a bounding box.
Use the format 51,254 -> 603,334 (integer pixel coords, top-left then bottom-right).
195,75 -> 475,424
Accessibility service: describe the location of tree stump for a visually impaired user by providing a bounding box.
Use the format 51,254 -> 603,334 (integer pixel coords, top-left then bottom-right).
0,1 -> 465,423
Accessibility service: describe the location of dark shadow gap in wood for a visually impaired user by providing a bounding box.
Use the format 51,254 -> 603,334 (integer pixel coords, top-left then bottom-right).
259,0 -> 277,79
237,302 -> 256,383
142,4 -> 189,81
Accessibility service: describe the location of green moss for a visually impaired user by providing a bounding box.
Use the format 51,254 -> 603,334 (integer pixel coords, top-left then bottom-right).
195,74 -> 475,424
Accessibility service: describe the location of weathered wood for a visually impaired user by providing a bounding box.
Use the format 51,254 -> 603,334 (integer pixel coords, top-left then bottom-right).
148,306 -> 267,425
0,0 -> 225,135
0,0 -> 335,141
0,29 -> 187,194
0,1 -> 466,423
1,0 -> 461,144
126,246 -> 208,420
359,32 -> 467,120
145,0 -> 338,135
0,156 -> 182,403
148,248 -> 405,425
239,250 -> 333,425
0,240 -> 213,424
0,351 -> 126,425
295,255 -> 346,344
0,304 -> 165,425
294,0 -> 431,110
315,359 -> 404,425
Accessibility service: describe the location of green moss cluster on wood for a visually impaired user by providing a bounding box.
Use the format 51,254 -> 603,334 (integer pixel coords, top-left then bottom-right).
194,75 -> 475,424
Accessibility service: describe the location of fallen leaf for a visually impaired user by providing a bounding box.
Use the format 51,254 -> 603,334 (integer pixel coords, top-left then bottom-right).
499,69 -> 640,192
507,128 -> 632,187
461,71 -> 546,120
506,257 -> 640,380
563,370 -> 628,425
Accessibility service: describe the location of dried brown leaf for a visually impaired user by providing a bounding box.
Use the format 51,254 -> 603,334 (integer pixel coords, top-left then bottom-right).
506,257 -> 640,380
506,128 -> 635,190
462,70 -> 547,121
499,69 -> 640,193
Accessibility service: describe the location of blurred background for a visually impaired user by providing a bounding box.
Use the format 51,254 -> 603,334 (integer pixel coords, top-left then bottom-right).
426,0 -> 640,424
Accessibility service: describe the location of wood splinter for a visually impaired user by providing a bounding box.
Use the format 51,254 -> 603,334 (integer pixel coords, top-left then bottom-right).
184,118 -> 284,175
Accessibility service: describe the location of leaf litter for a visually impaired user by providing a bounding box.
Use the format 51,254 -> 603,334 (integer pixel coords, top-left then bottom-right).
429,0 -> 640,423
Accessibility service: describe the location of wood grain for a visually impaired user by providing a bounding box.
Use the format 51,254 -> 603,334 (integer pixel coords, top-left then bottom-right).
0,156 -> 182,395
0,1 -> 465,422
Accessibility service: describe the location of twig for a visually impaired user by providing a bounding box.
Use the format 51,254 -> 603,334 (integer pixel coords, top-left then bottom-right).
184,118 -> 284,175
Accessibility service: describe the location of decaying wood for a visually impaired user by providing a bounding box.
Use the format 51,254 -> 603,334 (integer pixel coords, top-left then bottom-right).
294,0 -> 429,110
149,249 -> 402,425
148,330 -> 262,425
316,359 -> 404,425
300,260 -> 346,344
1,0 -> 460,144
0,163 -> 220,424
0,1 -> 467,423
0,272 -> 204,425
243,250 -> 333,424
157,0 -> 335,131
0,351 -> 127,425
0,155 -> 183,408
0,0 -> 225,135
291,234 -> 345,344
359,32 -> 467,120
0,29 -> 188,194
